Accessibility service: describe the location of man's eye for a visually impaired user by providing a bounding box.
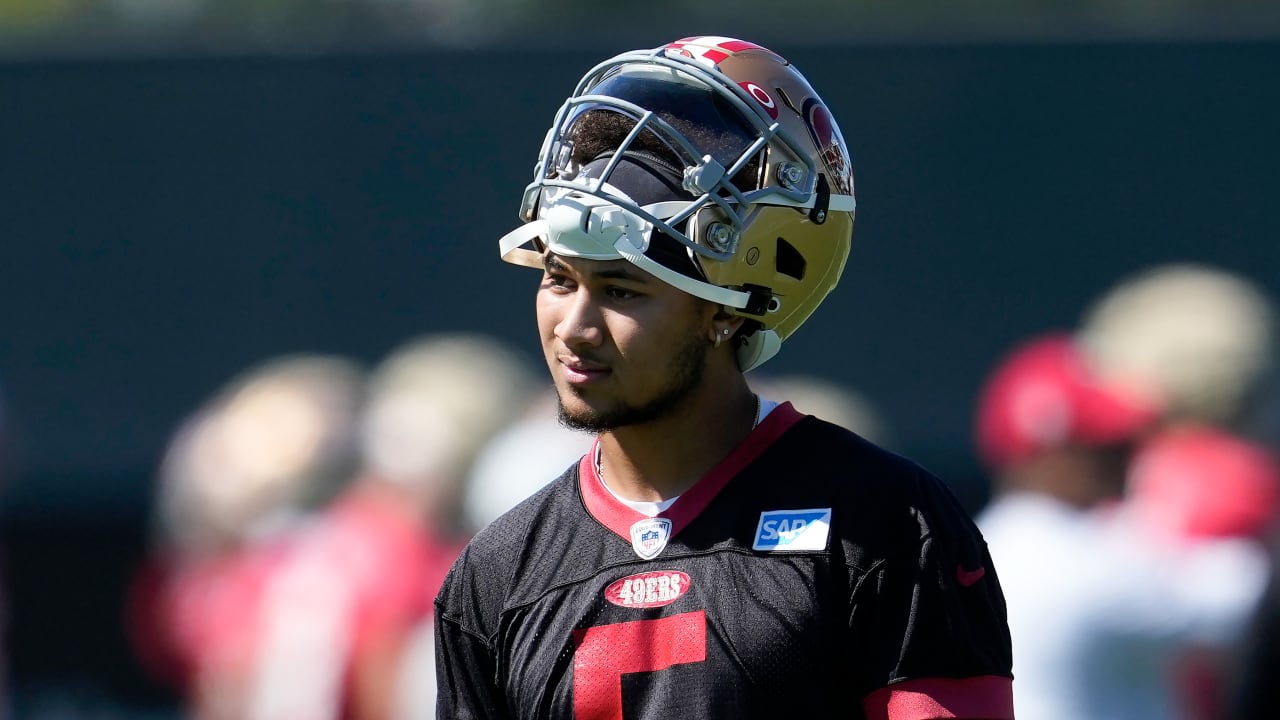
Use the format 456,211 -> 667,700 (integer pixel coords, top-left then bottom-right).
606,286 -> 639,300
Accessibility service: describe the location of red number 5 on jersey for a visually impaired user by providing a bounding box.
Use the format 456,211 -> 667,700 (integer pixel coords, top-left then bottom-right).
571,610 -> 708,719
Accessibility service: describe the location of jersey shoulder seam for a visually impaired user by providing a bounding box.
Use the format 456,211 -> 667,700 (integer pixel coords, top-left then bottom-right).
435,607 -> 496,649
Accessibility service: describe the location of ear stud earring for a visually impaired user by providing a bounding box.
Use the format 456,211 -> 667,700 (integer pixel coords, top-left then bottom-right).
715,327 -> 731,348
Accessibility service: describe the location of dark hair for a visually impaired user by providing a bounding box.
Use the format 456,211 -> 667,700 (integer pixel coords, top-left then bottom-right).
568,110 -> 762,191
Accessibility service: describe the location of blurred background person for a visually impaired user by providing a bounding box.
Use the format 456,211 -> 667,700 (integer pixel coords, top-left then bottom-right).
977,322 -> 1274,720
1078,263 -> 1280,720
975,331 -> 1194,719
976,332 -> 1159,515
1122,425 -> 1280,719
127,353 -> 366,720
243,333 -> 538,720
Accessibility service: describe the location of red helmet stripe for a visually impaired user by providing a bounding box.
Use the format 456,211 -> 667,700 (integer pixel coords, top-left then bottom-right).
718,39 -> 768,53
665,37 -> 771,63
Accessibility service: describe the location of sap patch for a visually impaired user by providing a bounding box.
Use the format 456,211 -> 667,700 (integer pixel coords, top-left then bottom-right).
752,508 -> 832,552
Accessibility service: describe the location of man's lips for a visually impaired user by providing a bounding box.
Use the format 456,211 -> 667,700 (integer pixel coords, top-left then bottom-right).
559,355 -> 611,383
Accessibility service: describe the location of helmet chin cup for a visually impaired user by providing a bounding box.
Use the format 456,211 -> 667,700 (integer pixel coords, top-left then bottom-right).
737,329 -> 782,372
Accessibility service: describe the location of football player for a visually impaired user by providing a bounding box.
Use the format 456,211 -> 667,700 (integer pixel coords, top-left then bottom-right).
243,333 -> 538,720
129,353 -> 365,718
434,36 -> 1014,719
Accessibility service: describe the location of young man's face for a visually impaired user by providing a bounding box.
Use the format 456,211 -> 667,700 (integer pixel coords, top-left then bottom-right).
536,253 -> 714,433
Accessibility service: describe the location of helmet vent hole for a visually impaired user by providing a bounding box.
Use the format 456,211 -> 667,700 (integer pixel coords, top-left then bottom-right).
775,86 -> 801,115
775,237 -> 806,280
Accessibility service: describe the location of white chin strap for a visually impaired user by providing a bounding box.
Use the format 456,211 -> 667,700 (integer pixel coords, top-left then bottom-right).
497,185 -> 782,371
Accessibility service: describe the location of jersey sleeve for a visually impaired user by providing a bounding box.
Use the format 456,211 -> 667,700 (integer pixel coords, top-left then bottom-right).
853,468 -> 1015,720
434,610 -> 508,720
433,552 -> 512,720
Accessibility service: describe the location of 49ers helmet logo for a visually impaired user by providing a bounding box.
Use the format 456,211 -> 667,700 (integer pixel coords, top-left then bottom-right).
803,98 -> 853,196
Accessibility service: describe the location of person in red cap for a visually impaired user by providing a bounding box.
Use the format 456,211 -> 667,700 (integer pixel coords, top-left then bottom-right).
976,332 -> 1268,720
975,332 -> 1160,512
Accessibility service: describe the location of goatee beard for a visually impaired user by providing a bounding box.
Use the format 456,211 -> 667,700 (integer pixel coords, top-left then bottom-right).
557,330 -> 707,434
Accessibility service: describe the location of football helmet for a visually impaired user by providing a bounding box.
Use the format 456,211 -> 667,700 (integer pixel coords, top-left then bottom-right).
1078,263 -> 1275,427
499,36 -> 855,370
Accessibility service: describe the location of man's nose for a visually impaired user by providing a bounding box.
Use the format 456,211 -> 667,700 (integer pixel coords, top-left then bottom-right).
555,287 -> 605,348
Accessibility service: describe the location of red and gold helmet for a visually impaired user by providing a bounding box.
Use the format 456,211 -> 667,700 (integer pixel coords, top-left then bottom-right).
499,36 -> 855,370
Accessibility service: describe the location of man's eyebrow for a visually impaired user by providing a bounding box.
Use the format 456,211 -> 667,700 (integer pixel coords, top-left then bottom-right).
543,254 -> 569,273
595,265 -> 649,282
544,254 -> 651,283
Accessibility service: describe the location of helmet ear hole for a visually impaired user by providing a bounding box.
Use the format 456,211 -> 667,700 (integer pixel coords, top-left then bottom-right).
775,238 -> 806,280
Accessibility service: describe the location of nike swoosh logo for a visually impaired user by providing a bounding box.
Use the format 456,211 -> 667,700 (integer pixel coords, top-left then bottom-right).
956,564 -> 986,587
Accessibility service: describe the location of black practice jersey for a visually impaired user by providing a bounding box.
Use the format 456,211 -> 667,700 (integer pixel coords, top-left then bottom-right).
435,403 -> 1013,719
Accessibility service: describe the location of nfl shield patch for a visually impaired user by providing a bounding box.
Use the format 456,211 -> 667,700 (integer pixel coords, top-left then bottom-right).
629,517 -> 673,560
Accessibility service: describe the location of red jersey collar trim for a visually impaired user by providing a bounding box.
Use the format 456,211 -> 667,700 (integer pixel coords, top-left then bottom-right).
579,401 -> 805,542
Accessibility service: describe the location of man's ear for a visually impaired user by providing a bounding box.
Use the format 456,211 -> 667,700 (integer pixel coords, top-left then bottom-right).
707,311 -> 747,347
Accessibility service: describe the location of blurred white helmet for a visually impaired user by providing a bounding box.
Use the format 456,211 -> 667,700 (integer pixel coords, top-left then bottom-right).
1078,263 -> 1276,428
157,354 -> 365,553
359,333 -> 539,493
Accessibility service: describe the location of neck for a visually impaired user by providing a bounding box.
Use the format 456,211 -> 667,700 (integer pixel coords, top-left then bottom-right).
597,375 -> 758,502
